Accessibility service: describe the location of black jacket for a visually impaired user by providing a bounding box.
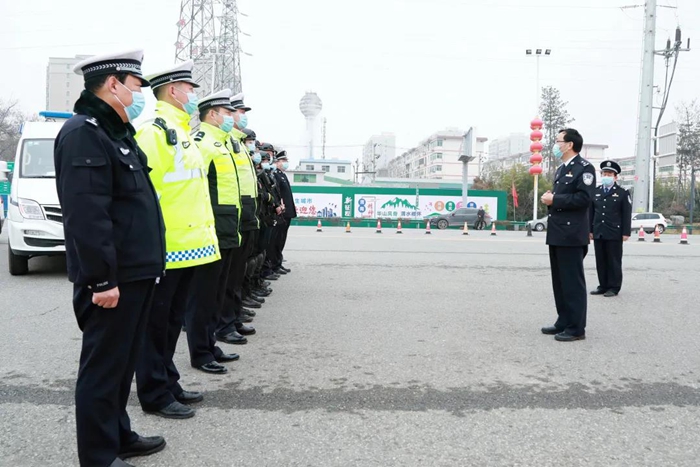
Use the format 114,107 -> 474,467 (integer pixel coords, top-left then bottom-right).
274,171 -> 297,219
55,91 -> 166,292
590,183 -> 632,240
545,154 -> 596,247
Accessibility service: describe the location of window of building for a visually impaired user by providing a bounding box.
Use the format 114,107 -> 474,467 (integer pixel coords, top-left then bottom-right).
67,82 -> 70,88
337,166 -> 346,173
294,174 -> 316,183
66,91 -> 70,96
305,165 -> 315,171
659,165 -> 674,173
436,139 -> 443,147
321,165 -> 330,172
66,64 -> 70,70
436,165 -> 442,172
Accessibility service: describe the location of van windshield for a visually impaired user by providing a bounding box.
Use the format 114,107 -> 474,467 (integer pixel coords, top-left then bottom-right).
20,139 -> 56,178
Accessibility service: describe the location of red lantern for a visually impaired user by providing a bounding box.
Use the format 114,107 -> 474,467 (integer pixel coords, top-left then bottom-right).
530,117 -> 543,130
530,130 -> 543,141
529,165 -> 543,176
530,153 -> 543,164
530,142 -> 543,153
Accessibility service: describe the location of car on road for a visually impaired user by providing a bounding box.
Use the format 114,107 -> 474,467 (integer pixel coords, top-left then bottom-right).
526,216 -> 548,232
428,207 -> 492,230
631,212 -> 668,234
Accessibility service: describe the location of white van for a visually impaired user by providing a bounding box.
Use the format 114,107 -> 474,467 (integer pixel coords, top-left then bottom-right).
7,111 -> 72,275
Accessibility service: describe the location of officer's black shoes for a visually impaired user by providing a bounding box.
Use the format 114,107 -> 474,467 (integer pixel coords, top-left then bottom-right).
242,298 -> 262,309
217,331 -> 248,345
254,288 -> 272,297
264,274 -> 280,281
175,390 -> 204,405
590,288 -> 606,295
554,332 -> 586,342
243,308 -> 256,317
110,458 -> 135,467
240,314 -> 254,324
215,353 -> 240,363
118,435 -> 166,460
145,401 -> 195,419
603,290 -> 618,297
274,268 -> 288,275
262,281 -> 272,287
541,326 -> 561,335
250,295 -> 265,304
197,362 -> 228,374
236,324 -> 256,336
278,266 -> 291,273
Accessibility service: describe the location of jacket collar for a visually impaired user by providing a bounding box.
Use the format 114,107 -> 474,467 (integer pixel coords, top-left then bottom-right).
73,90 -> 133,140
230,127 -> 247,142
200,122 -> 229,142
155,100 -> 192,130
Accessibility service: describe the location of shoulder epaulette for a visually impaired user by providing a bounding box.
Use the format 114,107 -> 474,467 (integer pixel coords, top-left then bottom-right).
580,159 -> 590,167
86,117 -> 99,127
194,130 -> 205,142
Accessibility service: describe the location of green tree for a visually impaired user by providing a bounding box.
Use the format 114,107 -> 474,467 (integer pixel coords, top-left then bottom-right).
539,86 -> 574,180
482,165 -> 553,221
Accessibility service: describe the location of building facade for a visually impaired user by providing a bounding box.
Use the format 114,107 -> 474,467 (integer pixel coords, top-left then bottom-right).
488,133 -> 530,160
296,158 -> 353,183
361,133 -> 396,182
386,128 -> 486,184
46,55 -> 92,112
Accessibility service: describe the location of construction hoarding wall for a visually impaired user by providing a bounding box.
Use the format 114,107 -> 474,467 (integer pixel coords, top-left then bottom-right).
291,186 -> 506,221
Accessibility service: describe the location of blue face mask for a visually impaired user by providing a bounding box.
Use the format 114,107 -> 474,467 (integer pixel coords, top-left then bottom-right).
601,176 -> 614,187
236,113 -> 248,129
552,143 -> 564,160
220,115 -> 234,133
252,153 -> 262,164
282,162 -> 289,170
174,88 -> 199,115
246,142 -> 256,153
262,162 -> 271,170
117,82 -> 145,121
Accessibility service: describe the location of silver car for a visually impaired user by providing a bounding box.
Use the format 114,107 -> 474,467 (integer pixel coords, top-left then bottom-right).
526,216 -> 548,232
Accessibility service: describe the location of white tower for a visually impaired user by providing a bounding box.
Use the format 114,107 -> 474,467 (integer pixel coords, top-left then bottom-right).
299,92 -> 322,160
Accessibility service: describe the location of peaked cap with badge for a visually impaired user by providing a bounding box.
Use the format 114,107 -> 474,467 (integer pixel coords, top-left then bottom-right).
146,59 -> 200,90
599,160 -> 621,175
198,88 -> 237,113
74,48 -> 151,87
230,92 -> 252,112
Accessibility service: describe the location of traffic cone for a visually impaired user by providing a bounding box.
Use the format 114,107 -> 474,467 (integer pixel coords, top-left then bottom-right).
490,223 -> 497,236
680,226 -> 689,245
638,227 -> 645,242
463,221 -> 469,236
316,219 -> 322,232
425,220 -> 432,235
345,222 -> 351,234
396,219 -> 403,234
376,219 -> 383,234
653,225 -> 661,243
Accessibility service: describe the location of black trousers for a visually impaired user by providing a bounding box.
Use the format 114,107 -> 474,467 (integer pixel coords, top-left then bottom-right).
73,279 -> 156,467
594,239 -> 623,294
218,230 -> 254,336
243,229 -> 261,299
185,252 -> 230,367
549,245 -> 588,336
273,219 -> 292,269
136,267 -> 194,411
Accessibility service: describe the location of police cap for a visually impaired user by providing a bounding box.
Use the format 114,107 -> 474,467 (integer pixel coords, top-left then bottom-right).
600,160 -> 621,175
259,142 -> 275,152
242,128 -> 257,141
198,89 -> 236,112
74,49 -> 150,87
146,60 -> 200,90
275,150 -> 288,161
230,92 -> 252,112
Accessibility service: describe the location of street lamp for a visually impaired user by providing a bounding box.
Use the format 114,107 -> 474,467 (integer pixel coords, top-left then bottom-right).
525,48 -> 551,109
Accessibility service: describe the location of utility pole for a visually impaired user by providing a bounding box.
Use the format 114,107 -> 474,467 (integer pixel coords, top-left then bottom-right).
632,0 -> 658,213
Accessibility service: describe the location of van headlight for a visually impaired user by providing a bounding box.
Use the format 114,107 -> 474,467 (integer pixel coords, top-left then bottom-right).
18,198 -> 45,220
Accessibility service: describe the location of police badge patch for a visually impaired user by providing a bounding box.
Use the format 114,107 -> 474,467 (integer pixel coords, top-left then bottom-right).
183,141 -> 191,149
583,173 -> 594,186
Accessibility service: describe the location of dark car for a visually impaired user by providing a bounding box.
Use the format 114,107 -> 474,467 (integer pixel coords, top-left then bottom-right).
428,208 -> 492,230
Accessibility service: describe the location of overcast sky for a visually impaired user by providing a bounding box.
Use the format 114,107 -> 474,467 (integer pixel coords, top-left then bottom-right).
1,0 -> 699,169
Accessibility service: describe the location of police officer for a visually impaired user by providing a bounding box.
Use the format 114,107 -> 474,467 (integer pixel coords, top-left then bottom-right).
135,61 -> 221,419
217,92 -> 257,342
271,151 -> 296,274
256,143 -> 284,282
540,128 -> 595,342
55,50 -> 166,467
589,160 -> 632,297
186,88 -> 245,374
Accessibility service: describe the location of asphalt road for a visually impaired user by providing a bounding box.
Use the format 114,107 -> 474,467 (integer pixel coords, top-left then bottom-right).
1,226 -> 699,466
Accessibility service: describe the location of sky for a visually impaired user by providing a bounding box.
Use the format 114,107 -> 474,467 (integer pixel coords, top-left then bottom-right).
1,0 -> 699,170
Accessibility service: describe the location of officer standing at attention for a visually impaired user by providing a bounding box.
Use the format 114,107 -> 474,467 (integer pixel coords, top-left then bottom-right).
55,50 -> 166,467
135,60 -> 221,419
589,160 -> 632,297
217,93 -> 258,342
271,151 -> 296,274
187,88 -> 244,373
540,128 -> 595,342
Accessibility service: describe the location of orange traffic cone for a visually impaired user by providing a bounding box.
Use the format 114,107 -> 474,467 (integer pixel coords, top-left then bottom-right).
376,219 -> 383,234
396,219 -> 403,234
345,222 -> 351,234
638,227 -> 645,242
680,226 -> 689,245
653,225 -> 661,243
425,220 -> 432,235
490,223 -> 497,236
463,221 -> 469,236
316,219 -> 322,232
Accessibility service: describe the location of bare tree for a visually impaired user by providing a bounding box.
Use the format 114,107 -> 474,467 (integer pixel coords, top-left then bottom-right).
676,100 -> 700,188
539,86 -> 575,180
0,99 -> 26,162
